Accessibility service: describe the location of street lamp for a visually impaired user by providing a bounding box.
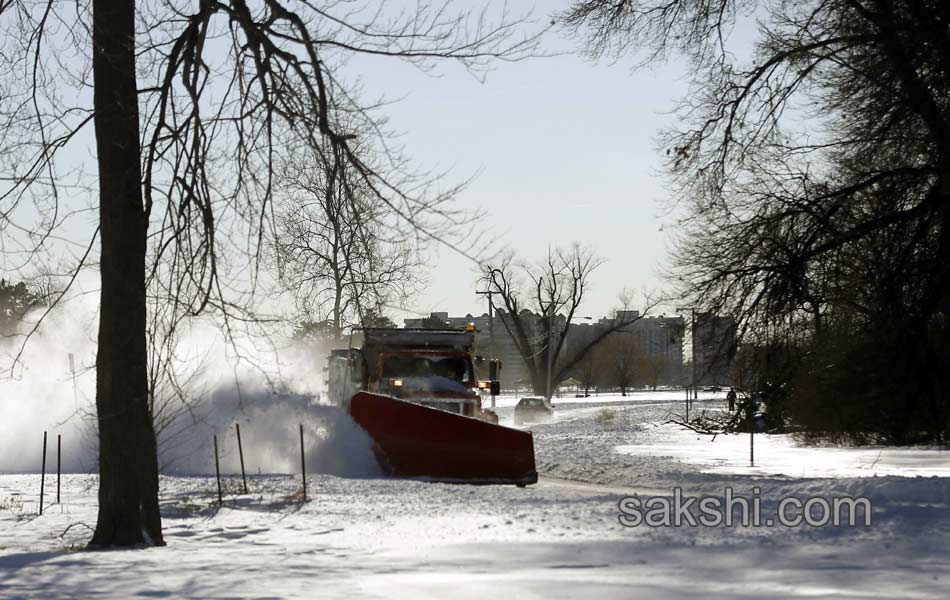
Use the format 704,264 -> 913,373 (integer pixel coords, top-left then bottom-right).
676,306 -> 697,420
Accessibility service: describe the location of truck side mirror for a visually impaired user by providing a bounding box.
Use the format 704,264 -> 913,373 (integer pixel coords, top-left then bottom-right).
490,381 -> 501,396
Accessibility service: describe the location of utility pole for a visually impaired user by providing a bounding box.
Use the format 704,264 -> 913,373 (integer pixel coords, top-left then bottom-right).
478,268 -> 504,408
537,276 -> 554,401
546,310 -> 554,401
475,289 -> 496,408
475,289 -> 495,358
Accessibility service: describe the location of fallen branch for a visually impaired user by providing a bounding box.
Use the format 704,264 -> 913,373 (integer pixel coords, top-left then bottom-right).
665,406 -> 748,440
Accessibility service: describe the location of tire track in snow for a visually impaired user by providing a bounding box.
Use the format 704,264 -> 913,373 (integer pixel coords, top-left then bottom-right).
537,475 -> 670,498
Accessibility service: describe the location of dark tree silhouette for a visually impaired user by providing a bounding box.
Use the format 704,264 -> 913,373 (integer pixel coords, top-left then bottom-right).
359,308 -> 398,330
87,0 -> 164,546
419,314 -> 450,329
0,280 -> 43,336
563,0 -> 950,442
601,333 -> 641,396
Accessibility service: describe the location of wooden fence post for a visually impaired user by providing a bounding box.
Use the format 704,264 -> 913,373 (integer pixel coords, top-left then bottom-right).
214,435 -> 223,505
39,431 -> 47,515
749,408 -> 755,467
56,434 -> 61,504
299,424 -> 307,502
235,423 -> 248,494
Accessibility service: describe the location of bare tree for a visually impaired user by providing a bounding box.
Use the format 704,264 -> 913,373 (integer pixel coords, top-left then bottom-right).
0,0 -> 543,547
570,338 -> 605,396
562,0 -> 950,442
637,353 -> 667,391
273,139 -> 423,343
602,333 -> 641,396
484,245 -> 657,398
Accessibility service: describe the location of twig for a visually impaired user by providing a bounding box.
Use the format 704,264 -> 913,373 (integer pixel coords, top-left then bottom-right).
58,521 -> 94,538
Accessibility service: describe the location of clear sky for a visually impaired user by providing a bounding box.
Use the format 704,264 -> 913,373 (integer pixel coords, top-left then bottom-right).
345,8 -> 692,322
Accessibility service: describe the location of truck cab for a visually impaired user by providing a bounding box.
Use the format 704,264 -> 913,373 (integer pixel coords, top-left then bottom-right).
374,350 -> 479,416
327,327 -> 499,421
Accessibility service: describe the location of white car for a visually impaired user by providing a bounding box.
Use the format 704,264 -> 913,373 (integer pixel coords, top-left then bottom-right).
513,397 -> 554,425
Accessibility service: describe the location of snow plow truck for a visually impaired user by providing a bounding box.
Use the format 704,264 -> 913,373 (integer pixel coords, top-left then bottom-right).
326,327 -> 538,486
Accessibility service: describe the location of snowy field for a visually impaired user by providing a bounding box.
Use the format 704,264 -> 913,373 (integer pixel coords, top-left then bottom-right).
2,392 -> 950,598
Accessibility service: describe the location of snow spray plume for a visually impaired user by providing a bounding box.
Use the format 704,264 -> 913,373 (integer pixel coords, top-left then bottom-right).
0,272 -> 99,473
0,274 -> 380,477
159,384 -> 381,478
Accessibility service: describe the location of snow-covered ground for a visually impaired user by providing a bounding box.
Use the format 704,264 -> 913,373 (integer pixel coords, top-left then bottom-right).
2,392 -> 949,599
617,425 -> 950,478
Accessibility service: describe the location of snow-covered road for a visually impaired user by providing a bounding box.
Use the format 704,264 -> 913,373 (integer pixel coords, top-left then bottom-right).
2,392 -> 949,599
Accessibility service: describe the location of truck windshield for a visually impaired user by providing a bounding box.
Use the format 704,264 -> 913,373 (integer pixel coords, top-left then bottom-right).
381,353 -> 474,384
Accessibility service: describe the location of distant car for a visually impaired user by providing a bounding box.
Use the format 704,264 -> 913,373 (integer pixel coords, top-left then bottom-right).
513,397 -> 554,425
703,385 -> 724,392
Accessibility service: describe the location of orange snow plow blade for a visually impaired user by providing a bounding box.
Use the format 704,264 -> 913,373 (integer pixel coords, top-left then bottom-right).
349,392 -> 538,486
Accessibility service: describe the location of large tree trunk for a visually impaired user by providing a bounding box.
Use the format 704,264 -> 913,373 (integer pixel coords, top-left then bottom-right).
531,372 -> 545,397
89,0 -> 164,548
